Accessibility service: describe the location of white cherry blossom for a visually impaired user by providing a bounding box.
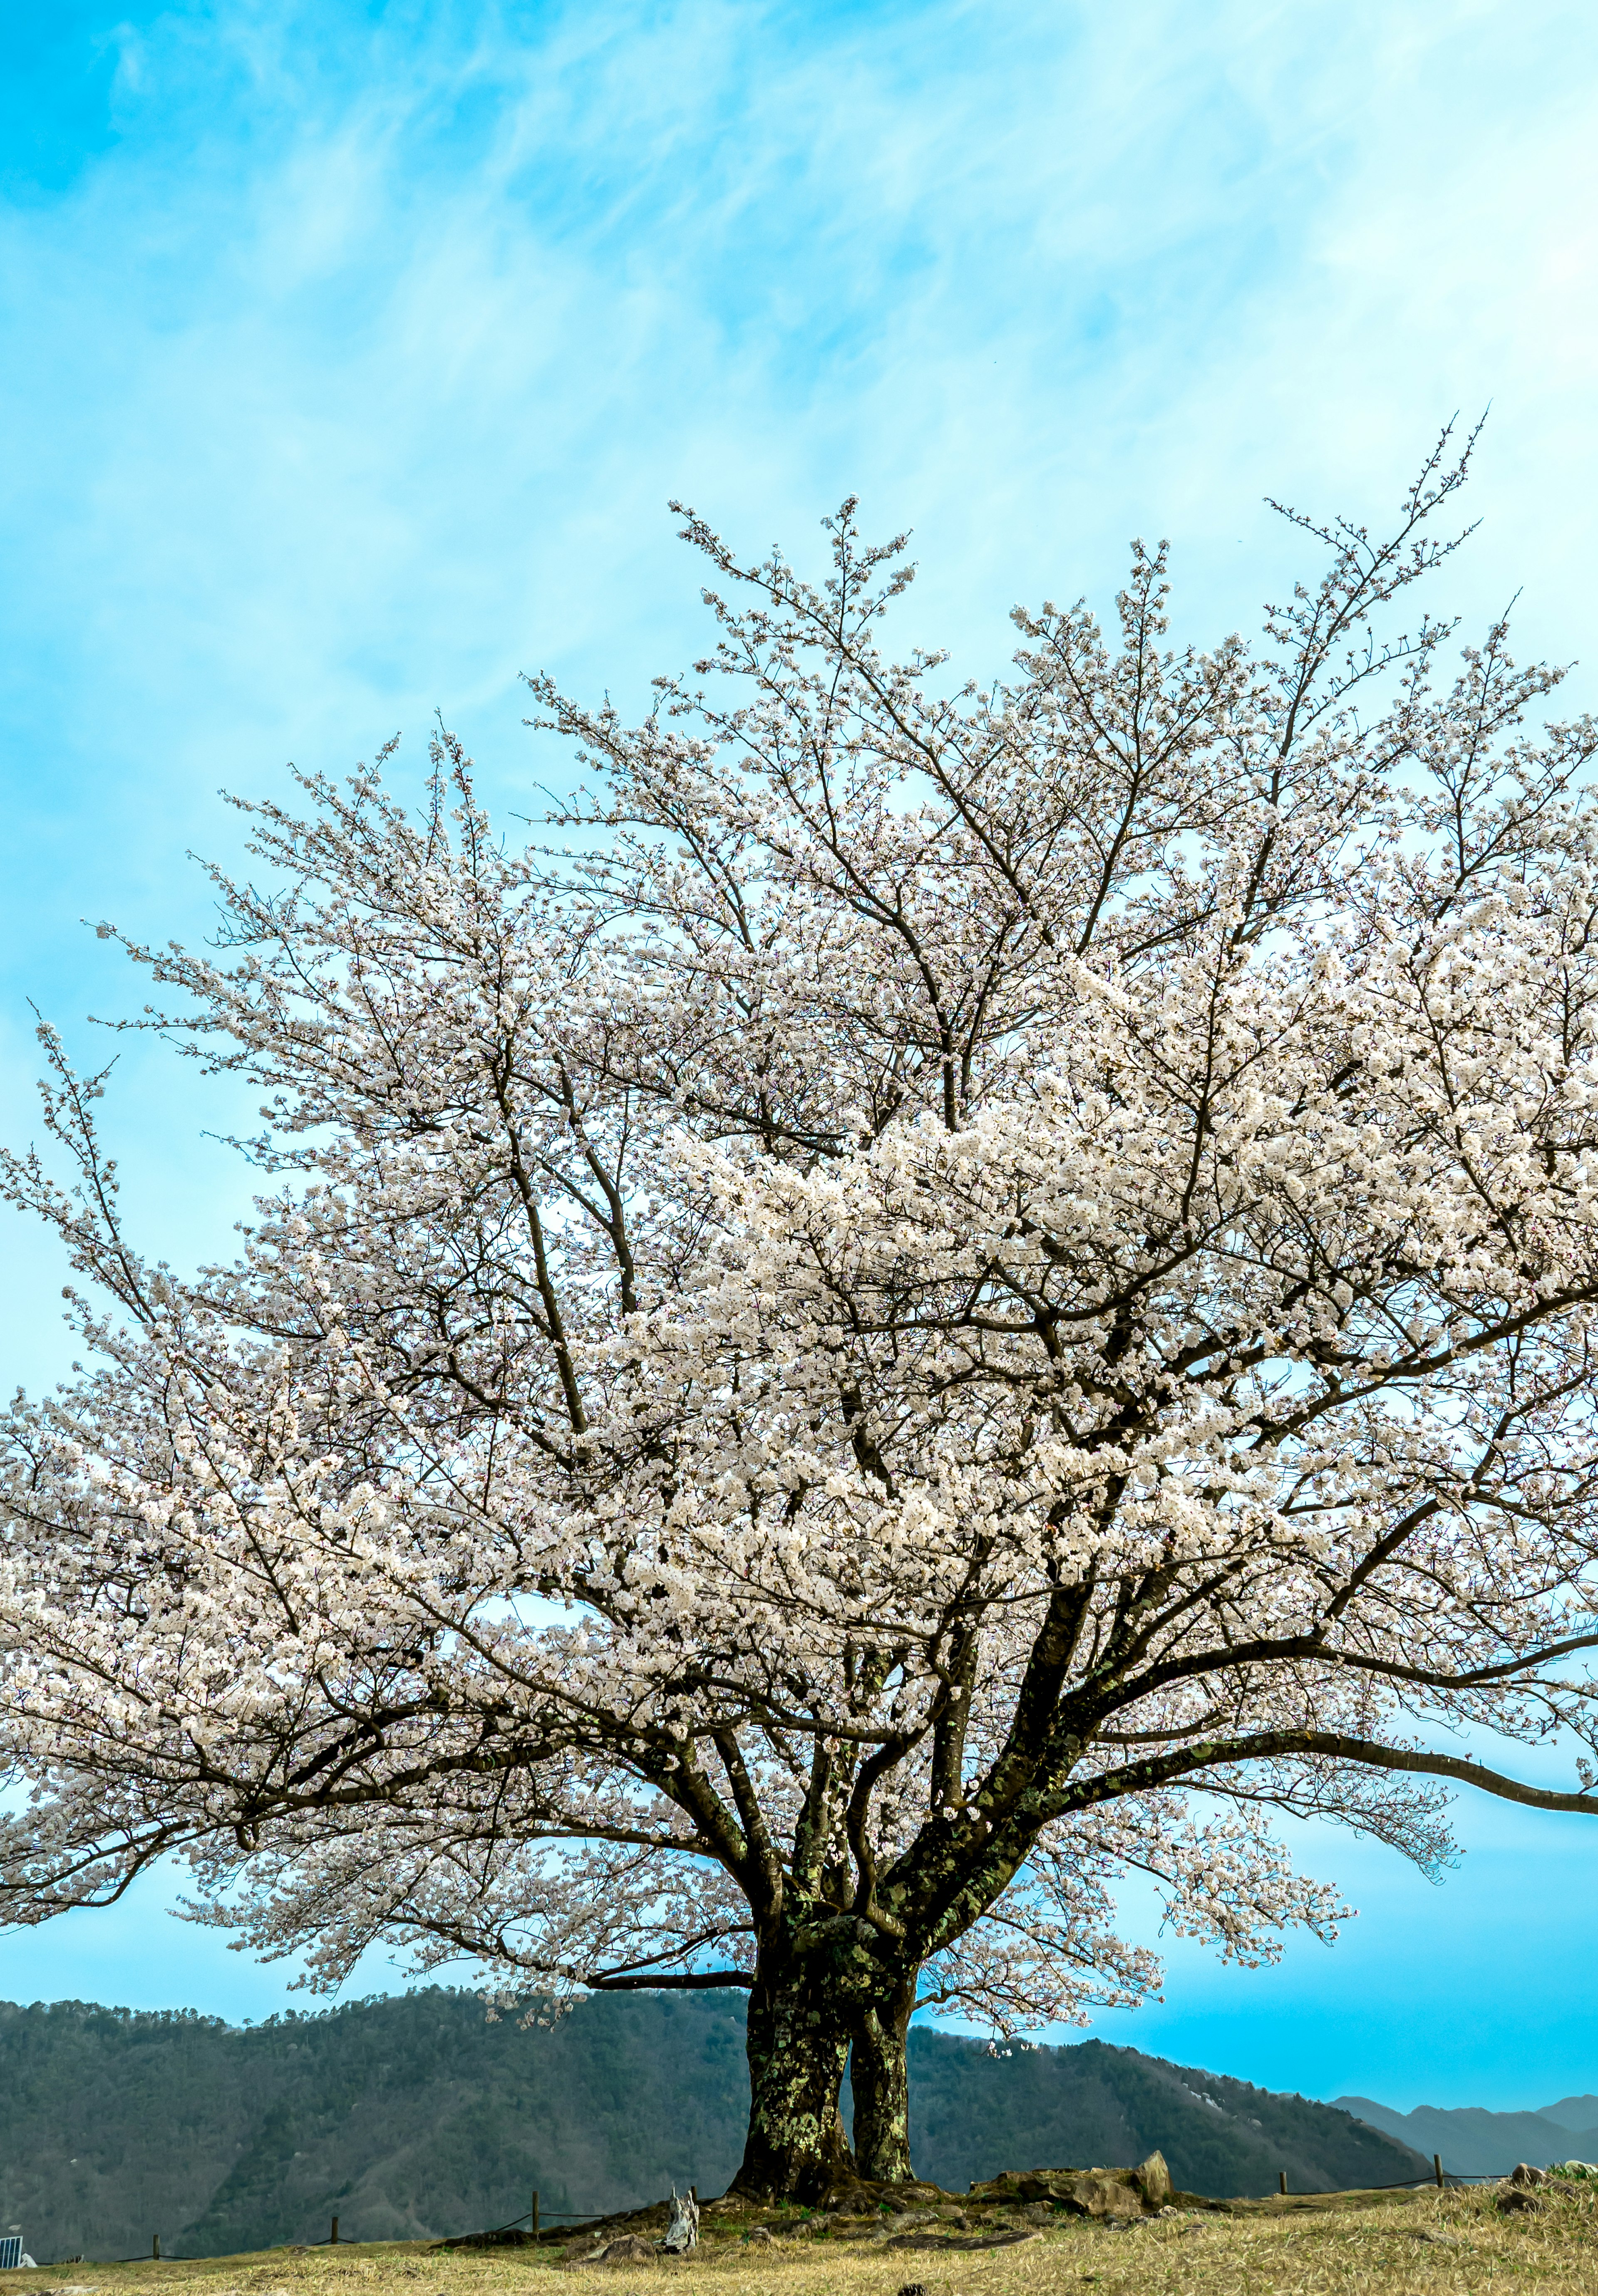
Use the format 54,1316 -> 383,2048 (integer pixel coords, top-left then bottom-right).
3,423 -> 1597,2194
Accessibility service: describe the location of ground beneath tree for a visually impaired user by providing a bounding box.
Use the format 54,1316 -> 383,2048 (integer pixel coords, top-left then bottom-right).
15,2179 -> 1598,2296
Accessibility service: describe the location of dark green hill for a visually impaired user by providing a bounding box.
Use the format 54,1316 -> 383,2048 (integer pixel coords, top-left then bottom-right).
0,1991 -> 1429,2261
903,2028 -> 1429,2197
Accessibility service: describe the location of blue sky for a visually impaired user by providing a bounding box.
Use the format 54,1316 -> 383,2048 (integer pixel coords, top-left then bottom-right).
2,0 -> 1598,2112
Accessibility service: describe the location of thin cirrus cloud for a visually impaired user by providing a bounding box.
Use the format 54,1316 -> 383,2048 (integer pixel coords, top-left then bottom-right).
1,0 -> 1596,2097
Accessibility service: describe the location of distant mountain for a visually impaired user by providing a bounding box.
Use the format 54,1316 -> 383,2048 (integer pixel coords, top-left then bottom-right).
0,1991 -> 1432,2264
1337,2094 -> 1598,2175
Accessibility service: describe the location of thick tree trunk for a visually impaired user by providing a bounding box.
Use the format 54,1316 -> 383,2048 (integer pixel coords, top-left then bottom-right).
732,1926 -> 922,2197
733,1959 -> 856,2199
849,1979 -> 915,2182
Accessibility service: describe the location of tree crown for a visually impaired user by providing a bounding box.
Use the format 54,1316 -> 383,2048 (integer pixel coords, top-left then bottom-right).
4,423 -> 1598,2041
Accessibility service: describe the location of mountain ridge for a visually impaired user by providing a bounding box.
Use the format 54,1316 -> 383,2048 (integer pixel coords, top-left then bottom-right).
0,1990 -> 1432,2259
1335,2093 -> 1598,2175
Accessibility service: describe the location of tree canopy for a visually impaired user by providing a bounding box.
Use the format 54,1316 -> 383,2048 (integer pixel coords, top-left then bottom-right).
5,423 -> 1598,2194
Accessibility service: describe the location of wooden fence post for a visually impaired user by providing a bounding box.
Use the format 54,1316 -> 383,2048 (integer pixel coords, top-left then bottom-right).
532,2193 -> 540,2241
1434,2156 -> 1444,2190
1278,2172 -> 1287,2196
331,2216 -> 340,2244
153,2236 -> 161,2261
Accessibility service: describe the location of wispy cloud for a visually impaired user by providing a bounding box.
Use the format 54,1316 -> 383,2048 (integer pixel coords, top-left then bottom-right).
5,2 -> 1592,840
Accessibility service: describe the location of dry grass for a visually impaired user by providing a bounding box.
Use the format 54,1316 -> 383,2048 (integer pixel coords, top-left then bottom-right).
17,2184 -> 1598,2296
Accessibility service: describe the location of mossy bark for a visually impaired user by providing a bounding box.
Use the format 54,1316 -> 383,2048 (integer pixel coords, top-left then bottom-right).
733,1956 -> 856,2199
730,1914 -> 924,2197
849,1979 -> 915,2183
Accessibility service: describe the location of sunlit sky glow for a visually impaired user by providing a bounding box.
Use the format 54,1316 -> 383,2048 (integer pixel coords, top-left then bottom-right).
2,0 -> 1597,2112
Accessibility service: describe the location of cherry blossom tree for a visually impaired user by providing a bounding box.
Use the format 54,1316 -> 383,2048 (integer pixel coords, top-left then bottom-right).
6,424 -> 1598,2197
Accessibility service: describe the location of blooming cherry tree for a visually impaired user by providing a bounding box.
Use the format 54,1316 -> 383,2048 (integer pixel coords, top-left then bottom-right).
6,426 -> 1598,2196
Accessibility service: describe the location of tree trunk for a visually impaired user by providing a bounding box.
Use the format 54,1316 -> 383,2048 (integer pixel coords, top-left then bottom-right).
849,1979 -> 915,2182
733,1958 -> 856,2199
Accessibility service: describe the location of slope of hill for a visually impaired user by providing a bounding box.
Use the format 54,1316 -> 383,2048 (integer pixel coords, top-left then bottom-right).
907,2031 -> 1429,2198
1336,2095 -> 1598,2175
0,1991 -> 1430,2262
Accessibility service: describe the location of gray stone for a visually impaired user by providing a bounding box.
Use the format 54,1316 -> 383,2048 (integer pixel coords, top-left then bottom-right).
662,2189 -> 699,2255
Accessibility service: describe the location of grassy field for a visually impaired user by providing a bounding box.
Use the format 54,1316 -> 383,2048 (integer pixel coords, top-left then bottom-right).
17,2183 -> 1598,2296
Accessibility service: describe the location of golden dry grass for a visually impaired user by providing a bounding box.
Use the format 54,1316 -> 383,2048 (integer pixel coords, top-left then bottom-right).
17,2184 -> 1598,2296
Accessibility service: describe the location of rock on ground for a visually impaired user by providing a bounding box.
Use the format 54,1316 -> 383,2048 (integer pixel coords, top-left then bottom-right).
969,2151 -> 1174,2218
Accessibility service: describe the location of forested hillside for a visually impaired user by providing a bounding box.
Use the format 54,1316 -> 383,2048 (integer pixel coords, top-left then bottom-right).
906,2030 -> 1429,2198
0,1992 -> 1429,2261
